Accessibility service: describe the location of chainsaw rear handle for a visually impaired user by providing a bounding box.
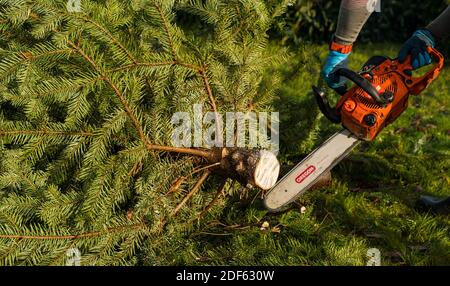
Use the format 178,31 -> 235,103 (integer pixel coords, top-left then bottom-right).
334,68 -> 387,104
396,46 -> 444,95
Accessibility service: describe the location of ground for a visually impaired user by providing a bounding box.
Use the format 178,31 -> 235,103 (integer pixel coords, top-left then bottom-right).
145,43 -> 450,266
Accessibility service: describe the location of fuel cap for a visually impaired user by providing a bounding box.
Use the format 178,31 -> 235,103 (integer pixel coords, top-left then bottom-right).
344,99 -> 357,112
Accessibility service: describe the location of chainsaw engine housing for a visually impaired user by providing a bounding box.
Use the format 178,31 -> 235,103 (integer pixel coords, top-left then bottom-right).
338,56 -> 411,141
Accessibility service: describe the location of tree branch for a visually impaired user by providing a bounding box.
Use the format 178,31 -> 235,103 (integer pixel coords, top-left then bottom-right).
109,61 -> 178,72
0,130 -> 94,137
198,179 -> 228,219
199,68 -> 219,114
171,170 -> 210,216
0,223 -> 145,240
199,67 -> 221,138
153,2 -> 177,61
109,61 -> 202,73
75,15 -> 137,64
159,170 -> 211,230
147,144 -> 211,158
20,49 -> 73,60
67,40 -> 211,159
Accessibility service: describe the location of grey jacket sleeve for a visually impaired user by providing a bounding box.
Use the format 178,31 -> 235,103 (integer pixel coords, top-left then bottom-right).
334,2 -> 450,45
427,5 -> 450,40
334,0 -> 373,45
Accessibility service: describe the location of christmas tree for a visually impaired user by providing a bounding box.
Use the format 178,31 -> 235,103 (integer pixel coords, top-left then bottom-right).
0,0 -> 295,265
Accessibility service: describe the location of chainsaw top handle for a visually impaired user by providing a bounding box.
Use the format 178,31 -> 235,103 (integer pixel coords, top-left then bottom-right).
334,68 -> 387,104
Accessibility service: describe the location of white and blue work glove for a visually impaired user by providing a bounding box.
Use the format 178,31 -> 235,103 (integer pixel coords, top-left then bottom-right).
398,29 -> 436,70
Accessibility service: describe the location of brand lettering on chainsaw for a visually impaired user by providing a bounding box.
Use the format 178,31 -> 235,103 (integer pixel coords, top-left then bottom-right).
295,166 -> 316,184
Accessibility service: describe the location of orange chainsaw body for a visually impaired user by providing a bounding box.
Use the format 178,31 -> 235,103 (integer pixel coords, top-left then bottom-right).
336,47 -> 444,141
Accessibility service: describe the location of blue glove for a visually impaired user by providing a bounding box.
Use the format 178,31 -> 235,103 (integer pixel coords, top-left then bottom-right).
398,29 -> 435,70
321,50 -> 350,91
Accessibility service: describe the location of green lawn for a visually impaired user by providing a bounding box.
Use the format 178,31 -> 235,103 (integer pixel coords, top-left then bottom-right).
146,43 -> 450,266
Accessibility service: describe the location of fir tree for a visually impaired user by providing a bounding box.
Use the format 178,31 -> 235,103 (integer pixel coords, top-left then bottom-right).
0,0 -> 293,265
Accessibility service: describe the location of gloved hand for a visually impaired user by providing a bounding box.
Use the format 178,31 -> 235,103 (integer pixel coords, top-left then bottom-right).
398,29 -> 435,70
321,50 -> 350,92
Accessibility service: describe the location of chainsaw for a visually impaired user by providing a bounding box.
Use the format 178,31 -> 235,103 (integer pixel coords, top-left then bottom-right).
264,47 -> 444,212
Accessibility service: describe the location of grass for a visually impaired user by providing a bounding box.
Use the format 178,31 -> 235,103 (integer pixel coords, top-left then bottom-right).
147,43 -> 450,266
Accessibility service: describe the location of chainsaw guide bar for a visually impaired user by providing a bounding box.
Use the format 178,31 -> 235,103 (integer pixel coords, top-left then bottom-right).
264,129 -> 360,212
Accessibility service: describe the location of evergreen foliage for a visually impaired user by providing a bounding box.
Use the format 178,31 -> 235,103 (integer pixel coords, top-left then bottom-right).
0,0 -> 448,266
0,0 -> 290,265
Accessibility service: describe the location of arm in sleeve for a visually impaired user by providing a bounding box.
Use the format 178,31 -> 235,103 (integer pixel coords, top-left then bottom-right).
334,0 -> 373,45
427,5 -> 450,41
